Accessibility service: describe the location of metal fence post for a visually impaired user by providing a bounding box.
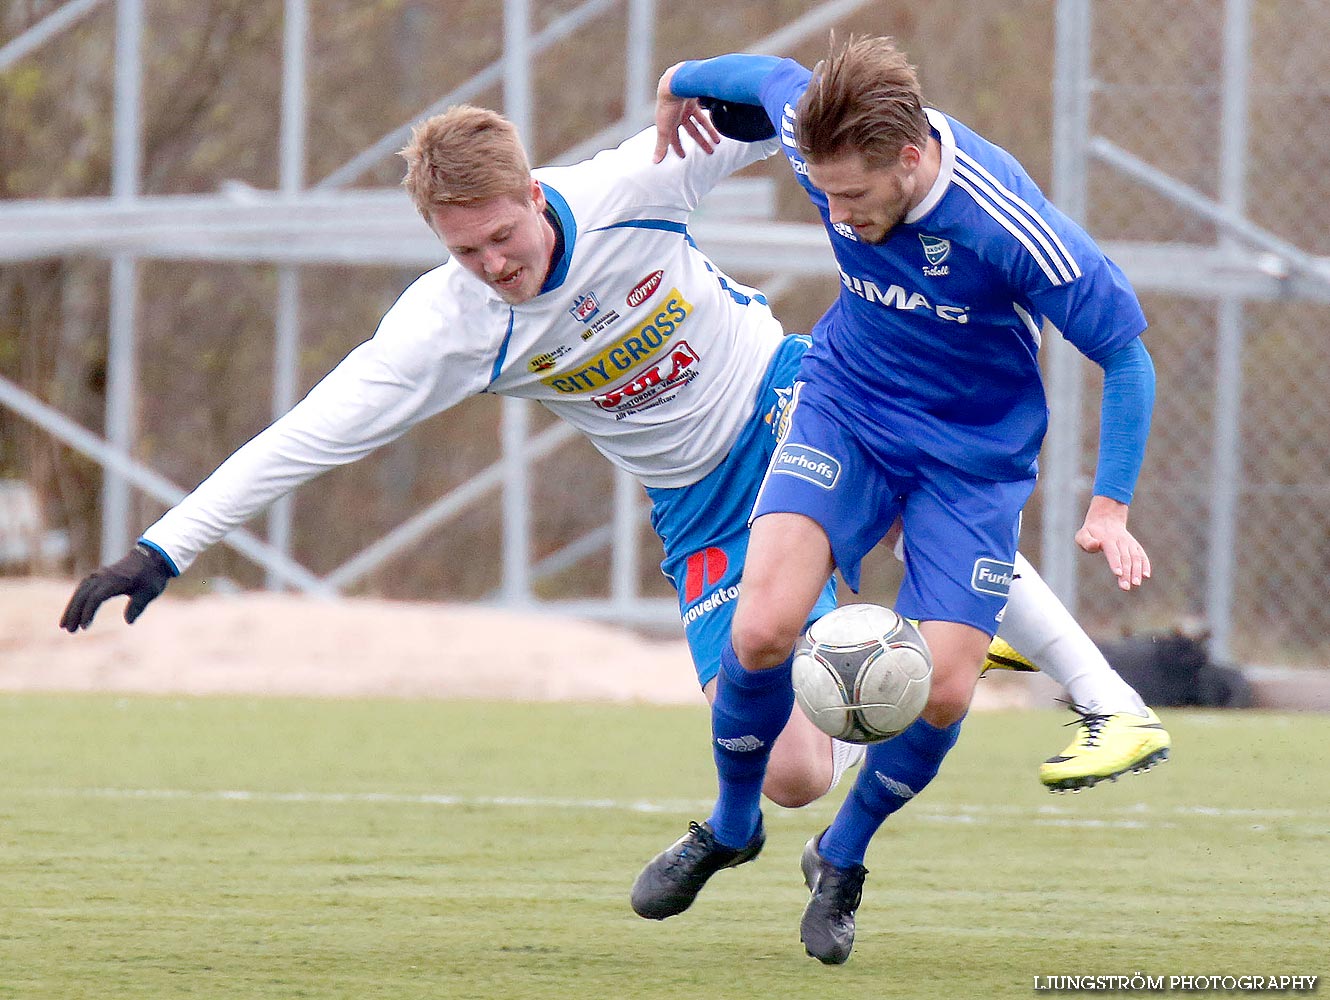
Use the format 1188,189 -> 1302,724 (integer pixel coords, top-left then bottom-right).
268,0 -> 309,589
501,0 -> 533,607
1207,0 -> 1251,659
1043,0 -> 1092,610
102,0 -> 145,562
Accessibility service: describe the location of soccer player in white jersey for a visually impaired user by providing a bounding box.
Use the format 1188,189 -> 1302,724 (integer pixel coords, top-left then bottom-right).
632,37 -> 1167,964
60,105 -> 1155,830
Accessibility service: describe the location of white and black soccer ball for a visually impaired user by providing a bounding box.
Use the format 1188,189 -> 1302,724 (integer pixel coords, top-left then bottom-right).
792,603 -> 933,744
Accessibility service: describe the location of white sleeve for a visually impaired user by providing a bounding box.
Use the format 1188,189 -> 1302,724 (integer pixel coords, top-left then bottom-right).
589,127 -> 780,216
141,301 -> 484,573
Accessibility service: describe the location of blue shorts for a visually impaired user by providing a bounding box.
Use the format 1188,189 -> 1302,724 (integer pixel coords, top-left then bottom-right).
751,382 -> 1036,636
647,336 -> 838,687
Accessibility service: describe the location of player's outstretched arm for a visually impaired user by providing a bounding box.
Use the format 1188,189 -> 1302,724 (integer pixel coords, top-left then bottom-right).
59,542 -> 177,632
1075,495 -> 1150,592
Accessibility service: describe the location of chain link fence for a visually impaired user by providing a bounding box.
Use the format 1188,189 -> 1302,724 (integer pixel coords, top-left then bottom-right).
1068,0 -> 1330,665
3,1 -> 1325,667
828,2 -> 1329,669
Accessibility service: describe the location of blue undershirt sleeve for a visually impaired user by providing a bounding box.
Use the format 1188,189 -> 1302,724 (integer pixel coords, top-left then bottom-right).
1092,337 -> 1155,504
670,54 -> 782,105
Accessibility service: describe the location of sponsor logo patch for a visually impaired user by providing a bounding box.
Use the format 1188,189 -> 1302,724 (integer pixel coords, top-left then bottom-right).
592,341 -> 700,419
683,547 -> 728,605
772,443 -> 841,490
971,558 -> 1016,597
580,309 -> 620,339
526,345 -> 573,373
839,268 -> 969,323
541,290 -> 693,394
832,221 -> 859,242
682,583 -> 740,627
626,270 -> 664,308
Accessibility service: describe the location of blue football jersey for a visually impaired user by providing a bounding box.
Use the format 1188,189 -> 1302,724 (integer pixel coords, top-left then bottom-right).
758,59 -> 1147,482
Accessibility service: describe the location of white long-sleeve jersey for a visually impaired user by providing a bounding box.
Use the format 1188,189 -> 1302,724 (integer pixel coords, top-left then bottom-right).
143,128 -> 786,572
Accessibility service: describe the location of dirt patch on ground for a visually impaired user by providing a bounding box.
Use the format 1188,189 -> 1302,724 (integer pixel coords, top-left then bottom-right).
1,578 -> 1035,708
1,579 -> 705,704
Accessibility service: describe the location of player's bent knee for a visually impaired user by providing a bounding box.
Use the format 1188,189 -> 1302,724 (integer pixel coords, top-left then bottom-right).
731,611 -> 803,671
921,673 -> 975,727
921,698 -> 968,728
762,766 -> 830,808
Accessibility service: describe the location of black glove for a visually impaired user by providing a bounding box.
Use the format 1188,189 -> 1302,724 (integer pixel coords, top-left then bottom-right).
60,543 -> 175,632
697,97 -> 776,142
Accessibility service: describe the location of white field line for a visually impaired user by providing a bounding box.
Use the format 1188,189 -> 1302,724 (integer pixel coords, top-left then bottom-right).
13,786 -> 714,814
8,786 -> 1327,831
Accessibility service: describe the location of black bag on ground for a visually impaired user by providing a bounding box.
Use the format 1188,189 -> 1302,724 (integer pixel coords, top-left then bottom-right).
1099,630 -> 1253,709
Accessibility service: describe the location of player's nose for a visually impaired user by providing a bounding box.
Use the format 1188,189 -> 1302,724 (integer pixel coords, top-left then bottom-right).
481,248 -> 508,277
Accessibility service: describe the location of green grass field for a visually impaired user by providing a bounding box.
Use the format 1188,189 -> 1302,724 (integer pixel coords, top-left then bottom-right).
2,696 -> 1326,998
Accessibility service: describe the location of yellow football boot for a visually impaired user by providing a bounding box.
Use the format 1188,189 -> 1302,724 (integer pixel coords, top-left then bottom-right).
981,635 -> 1040,674
1039,708 -> 1171,792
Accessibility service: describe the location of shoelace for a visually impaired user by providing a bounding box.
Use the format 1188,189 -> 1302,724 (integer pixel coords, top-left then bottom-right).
665,821 -> 711,870
817,865 -> 865,912
1063,711 -> 1111,748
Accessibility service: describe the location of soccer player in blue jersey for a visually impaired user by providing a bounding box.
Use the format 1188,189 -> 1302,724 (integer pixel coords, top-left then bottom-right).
631,36 -> 1163,963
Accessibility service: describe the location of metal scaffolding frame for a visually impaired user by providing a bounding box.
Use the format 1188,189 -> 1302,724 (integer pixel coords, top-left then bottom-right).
4,0 -> 1329,640
0,0 -> 869,626
1045,0 -> 1330,658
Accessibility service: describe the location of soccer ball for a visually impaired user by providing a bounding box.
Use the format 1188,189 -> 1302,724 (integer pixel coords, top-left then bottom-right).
792,603 -> 933,744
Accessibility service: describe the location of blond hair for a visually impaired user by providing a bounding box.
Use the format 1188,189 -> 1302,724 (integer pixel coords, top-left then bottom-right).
795,35 -> 929,168
400,105 -> 533,220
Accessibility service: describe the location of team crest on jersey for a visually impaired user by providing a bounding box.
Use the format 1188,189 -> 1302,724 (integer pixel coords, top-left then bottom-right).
832,221 -> 859,242
919,234 -> 951,276
569,289 -> 620,339
569,291 -> 601,322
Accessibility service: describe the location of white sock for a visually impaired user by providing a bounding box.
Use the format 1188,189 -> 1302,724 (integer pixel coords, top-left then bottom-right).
828,739 -> 866,793
999,553 -> 1148,716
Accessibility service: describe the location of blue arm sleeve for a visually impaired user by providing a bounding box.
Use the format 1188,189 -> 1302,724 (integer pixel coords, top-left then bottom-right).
1092,337 -> 1155,504
670,54 -> 782,105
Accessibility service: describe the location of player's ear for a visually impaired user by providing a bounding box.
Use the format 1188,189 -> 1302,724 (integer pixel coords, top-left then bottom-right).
898,143 -> 922,173
529,178 -> 546,212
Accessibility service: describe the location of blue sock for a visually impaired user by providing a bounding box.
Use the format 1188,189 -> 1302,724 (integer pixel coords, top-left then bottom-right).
706,640 -> 794,848
819,716 -> 964,869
